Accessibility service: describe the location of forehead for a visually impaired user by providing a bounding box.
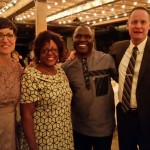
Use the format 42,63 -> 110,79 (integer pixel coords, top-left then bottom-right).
43,40 -> 57,47
0,28 -> 14,33
129,9 -> 150,20
73,26 -> 93,36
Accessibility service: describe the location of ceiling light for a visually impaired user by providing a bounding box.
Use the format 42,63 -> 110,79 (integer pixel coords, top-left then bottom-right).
54,2 -> 58,5
46,0 -> 115,22
121,5 -> 125,9
94,13 -> 97,16
99,18 -> 102,22
47,5 -> 51,9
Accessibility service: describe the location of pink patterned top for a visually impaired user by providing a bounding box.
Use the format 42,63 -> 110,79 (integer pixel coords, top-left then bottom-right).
0,59 -> 23,108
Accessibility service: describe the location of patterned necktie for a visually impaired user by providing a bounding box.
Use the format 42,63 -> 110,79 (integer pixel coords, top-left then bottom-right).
122,46 -> 138,112
82,58 -> 90,90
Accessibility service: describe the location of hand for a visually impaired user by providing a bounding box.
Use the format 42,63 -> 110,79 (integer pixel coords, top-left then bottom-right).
67,50 -> 76,60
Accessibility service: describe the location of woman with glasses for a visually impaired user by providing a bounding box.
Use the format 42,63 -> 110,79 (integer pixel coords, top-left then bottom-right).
0,17 -> 23,150
19,30 -> 74,150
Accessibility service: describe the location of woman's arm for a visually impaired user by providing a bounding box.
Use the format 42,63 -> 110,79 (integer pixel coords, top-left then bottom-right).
20,103 -> 38,150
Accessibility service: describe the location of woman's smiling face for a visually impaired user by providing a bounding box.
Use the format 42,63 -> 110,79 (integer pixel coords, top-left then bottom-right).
40,40 -> 59,68
0,28 -> 16,56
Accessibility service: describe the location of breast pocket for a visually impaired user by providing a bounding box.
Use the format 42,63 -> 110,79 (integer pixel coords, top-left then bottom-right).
94,76 -> 108,96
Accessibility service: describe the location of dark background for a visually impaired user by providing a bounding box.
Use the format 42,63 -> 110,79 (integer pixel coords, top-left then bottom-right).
15,22 -> 130,58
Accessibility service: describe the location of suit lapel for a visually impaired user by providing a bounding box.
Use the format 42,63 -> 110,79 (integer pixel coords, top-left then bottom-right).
138,37 -> 150,85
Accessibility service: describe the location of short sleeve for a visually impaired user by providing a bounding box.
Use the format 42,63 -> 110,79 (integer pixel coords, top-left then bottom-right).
20,71 -> 39,103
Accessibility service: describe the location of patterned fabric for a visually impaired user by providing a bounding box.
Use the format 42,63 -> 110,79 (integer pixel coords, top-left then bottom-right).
19,65 -> 74,150
0,59 -> 22,107
62,50 -> 116,137
82,58 -> 90,90
122,46 -> 138,112
0,59 -> 23,150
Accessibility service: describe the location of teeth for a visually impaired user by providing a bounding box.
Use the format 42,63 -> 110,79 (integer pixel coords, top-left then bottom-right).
48,58 -> 54,60
2,45 -> 9,48
79,44 -> 86,47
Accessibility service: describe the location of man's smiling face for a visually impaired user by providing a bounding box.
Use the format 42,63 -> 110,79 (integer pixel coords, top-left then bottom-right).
73,25 -> 94,58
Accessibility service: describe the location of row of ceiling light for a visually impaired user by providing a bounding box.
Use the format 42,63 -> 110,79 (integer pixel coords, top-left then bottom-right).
0,0 -> 18,15
1,0 -> 150,26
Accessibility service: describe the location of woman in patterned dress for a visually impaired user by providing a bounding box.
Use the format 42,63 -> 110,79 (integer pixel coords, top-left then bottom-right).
19,30 -> 74,150
0,17 -> 23,150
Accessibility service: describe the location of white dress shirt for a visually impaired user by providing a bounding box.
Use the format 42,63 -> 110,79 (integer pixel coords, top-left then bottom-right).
118,37 -> 147,108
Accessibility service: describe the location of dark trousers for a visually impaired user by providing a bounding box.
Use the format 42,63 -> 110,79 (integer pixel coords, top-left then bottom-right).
73,131 -> 113,150
117,102 -> 150,150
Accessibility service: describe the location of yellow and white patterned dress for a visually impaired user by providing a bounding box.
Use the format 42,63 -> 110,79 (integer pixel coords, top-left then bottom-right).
19,65 -> 74,150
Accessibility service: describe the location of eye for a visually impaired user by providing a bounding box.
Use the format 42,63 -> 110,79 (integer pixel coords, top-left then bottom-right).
0,33 -> 15,39
41,48 -> 47,54
140,20 -> 147,25
84,35 -> 92,39
75,35 -> 82,39
7,33 -> 14,38
131,20 -> 138,24
41,48 -> 58,54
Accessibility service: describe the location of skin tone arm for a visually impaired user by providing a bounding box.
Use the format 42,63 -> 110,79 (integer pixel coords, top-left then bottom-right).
20,103 -> 38,150
67,50 -> 76,60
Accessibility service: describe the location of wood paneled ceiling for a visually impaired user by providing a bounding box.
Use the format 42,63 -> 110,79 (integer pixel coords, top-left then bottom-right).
0,0 -> 150,34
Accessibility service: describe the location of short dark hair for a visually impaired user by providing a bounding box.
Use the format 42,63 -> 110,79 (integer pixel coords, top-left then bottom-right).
0,17 -> 17,35
73,24 -> 93,38
129,6 -> 150,18
33,30 -> 65,63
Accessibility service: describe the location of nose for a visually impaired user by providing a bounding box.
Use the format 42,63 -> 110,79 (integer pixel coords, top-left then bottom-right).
47,50 -> 53,54
80,35 -> 86,41
135,22 -> 142,28
2,36 -> 9,41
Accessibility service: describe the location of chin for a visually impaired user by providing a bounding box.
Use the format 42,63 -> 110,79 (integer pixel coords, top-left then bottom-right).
46,62 -> 56,66
78,49 -> 89,53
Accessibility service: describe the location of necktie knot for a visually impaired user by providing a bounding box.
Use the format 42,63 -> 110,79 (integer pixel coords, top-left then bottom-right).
132,46 -> 138,53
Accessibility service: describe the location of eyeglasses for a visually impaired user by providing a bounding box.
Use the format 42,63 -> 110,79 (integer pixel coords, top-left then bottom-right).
41,48 -> 58,54
0,33 -> 15,40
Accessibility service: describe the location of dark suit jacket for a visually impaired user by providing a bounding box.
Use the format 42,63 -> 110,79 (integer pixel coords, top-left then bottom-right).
110,37 -> 150,139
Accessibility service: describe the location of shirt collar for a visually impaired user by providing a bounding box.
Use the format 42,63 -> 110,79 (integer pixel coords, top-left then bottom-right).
130,37 -> 147,53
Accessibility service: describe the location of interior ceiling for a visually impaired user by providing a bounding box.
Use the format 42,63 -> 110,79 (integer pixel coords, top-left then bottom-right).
0,0 -> 150,35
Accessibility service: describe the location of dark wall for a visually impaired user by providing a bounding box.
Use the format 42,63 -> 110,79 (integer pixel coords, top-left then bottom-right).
15,24 -> 35,58
16,22 -> 145,58
95,25 -> 130,53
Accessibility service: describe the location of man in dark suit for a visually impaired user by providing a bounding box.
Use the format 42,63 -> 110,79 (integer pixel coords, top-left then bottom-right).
110,6 -> 150,150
